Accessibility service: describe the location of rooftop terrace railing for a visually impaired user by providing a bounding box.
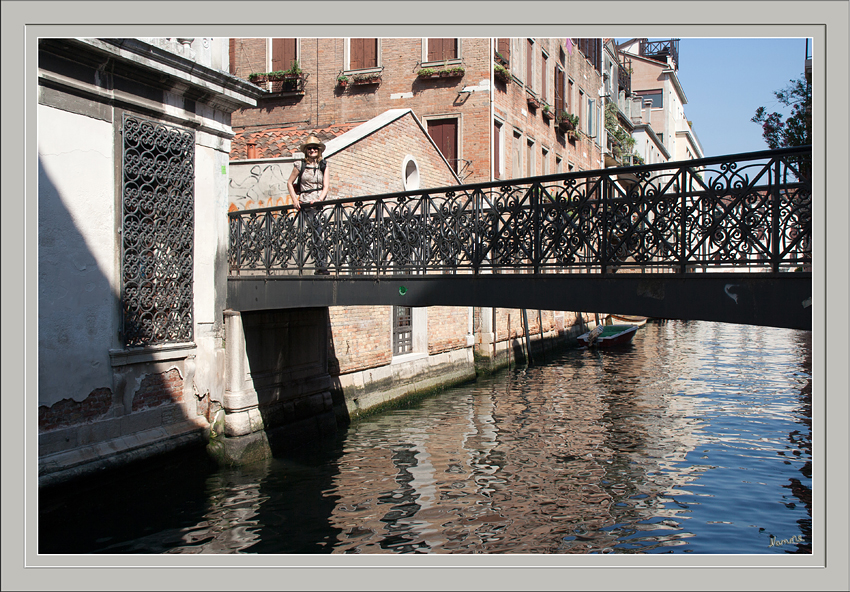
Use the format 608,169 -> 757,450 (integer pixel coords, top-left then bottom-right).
228,146 -> 811,277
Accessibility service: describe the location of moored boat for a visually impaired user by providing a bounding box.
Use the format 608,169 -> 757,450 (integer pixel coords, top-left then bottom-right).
608,314 -> 649,327
578,324 -> 639,348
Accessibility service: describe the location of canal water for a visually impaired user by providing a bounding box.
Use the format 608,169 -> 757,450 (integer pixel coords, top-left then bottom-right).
39,320 -> 812,555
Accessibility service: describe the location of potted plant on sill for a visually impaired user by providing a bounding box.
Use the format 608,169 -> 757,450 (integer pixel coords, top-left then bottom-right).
494,51 -> 509,67
542,104 -> 555,121
248,72 -> 269,87
557,111 -> 579,132
336,74 -> 349,88
417,67 -> 439,79
440,65 -> 465,78
260,61 -> 302,92
352,72 -> 382,85
494,63 -> 511,84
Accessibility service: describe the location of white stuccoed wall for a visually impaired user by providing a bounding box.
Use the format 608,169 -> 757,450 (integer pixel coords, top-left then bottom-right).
38,105 -> 117,406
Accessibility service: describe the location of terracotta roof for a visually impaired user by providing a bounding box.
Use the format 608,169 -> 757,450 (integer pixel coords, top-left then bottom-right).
231,124 -> 358,160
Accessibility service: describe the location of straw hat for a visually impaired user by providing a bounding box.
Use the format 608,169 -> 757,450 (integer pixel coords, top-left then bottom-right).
299,135 -> 326,154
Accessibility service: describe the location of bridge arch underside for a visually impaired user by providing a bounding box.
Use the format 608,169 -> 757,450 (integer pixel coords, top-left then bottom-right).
227,272 -> 812,331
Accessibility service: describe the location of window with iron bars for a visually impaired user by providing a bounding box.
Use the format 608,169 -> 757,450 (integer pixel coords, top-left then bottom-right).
120,113 -> 195,347
393,306 -> 413,355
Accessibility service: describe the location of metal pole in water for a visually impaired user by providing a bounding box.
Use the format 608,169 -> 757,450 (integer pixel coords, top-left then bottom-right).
522,309 -> 534,366
507,314 -> 512,370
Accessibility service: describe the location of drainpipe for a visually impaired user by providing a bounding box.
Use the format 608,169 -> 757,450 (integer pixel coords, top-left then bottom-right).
490,37 -> 495,182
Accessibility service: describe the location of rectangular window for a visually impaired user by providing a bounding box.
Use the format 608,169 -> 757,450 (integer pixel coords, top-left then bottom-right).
587,98 -> 596,137
428,118 -> 458,172
578,89 -> 584,127
497,38 -> 511,65
393,306 -> 413,355
428,38 -> 457,61
554,67 -> 564,114
636,89 -> 663,108
526,39 -> 534,88
121,114 -> 194,347
541,53 -> 548,103
542,147 -> 549,176
556,155 -> 562,173
567,79 -> 574,113
350,38 -> 378,70
494,121 -> 502,179
512,131 -> 522,178
526,139 -> 535,177
272,38 -> 297,71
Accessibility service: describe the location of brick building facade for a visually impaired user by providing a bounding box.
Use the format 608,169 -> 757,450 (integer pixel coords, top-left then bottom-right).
225,38 -> 604,424
228,37 -> 605,183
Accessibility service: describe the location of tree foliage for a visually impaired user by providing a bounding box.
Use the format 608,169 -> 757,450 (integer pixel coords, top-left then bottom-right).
751,75 -> 811,149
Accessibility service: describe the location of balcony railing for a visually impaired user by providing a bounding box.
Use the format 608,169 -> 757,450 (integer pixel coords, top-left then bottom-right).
229,147 -> 811,277
639,39 -> 680,68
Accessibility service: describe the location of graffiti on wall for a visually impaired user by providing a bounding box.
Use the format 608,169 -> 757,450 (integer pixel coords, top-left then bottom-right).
228,161 -> 295,211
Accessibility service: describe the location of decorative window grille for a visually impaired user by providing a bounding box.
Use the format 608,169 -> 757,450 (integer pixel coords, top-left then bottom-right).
393,306 -> 413,355
120,114 -> 195,347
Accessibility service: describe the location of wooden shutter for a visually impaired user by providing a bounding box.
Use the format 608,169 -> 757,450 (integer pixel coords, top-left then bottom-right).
428,119 -> 458,172
541,54 -> 548,101
428,38 -> 457,61
568,79 -> 574,113
555,67 -> 564,114
351,38 -> 377,69
526,39 -> 533,86
228,39 -> 236,75
497,38 -> 511,64
272,38 -> 297,71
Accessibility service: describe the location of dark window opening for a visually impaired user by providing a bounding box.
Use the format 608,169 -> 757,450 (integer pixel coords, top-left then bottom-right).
393,306 -> 413,355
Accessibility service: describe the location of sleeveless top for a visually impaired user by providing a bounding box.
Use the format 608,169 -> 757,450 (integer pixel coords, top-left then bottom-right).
295,160 -> 325,203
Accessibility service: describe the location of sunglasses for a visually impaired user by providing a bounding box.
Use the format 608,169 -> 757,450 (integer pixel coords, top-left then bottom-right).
306,147 -> 320,151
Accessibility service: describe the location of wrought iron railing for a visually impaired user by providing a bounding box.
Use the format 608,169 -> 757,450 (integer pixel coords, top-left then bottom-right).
228,147 -> 811,277
639,38 -> 680,68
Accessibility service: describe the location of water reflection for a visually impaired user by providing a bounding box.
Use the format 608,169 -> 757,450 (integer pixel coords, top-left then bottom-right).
38,321 -> 813,555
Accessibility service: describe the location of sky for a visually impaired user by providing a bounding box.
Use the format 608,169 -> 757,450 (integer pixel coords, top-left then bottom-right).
648,37 -> 810,158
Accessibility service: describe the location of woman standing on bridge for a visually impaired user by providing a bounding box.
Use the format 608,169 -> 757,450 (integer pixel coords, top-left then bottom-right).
288,135 -> 331,274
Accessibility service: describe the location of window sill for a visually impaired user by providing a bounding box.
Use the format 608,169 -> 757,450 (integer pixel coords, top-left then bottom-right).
110,342 -> 197,367
420,58 -> 462,69
343,66 -> 383,77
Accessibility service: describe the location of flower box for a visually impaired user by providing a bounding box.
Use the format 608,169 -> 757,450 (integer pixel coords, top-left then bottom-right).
494,64 -> 511,84
352,73 -> 382,85
417,67 -> 465,79
526,93 -> 541,109
557,112 -> 579,133
542,107 -> 555,121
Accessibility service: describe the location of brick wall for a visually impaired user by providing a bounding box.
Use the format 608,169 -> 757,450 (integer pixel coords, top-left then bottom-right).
231,38 -> 493,184
328,305 -> 392,375
38,387 -> 112,432
493,38 -> 604,176
427,306 -> 469,354
327,111 -> 459,198
131,368 -> 184,412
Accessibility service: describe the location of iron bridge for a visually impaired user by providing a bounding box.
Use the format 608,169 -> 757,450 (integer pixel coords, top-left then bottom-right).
227,146 -> 812,331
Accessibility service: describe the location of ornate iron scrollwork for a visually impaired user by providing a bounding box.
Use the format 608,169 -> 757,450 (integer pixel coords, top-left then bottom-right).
227,147 -> 811,278
121,114 -> 195,347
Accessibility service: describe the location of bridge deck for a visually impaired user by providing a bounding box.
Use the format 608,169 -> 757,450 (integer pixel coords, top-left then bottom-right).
227,147 -> 812,330
227,272 -> 812,331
